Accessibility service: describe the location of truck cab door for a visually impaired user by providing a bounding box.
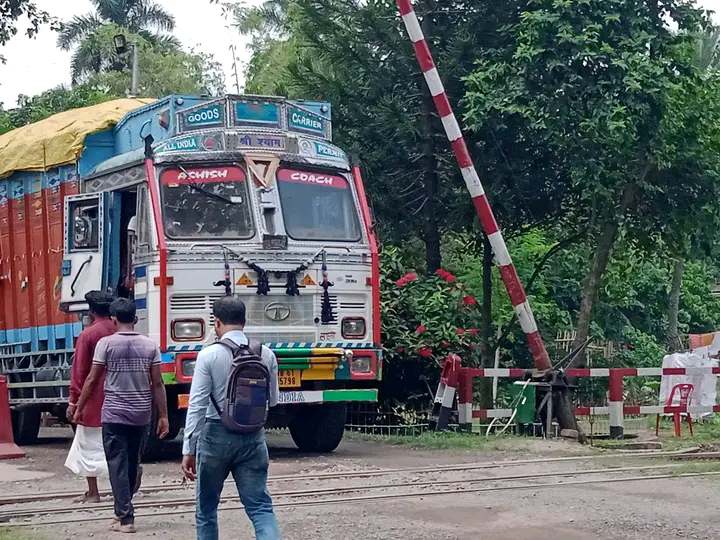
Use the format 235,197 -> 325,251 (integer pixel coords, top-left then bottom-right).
60,193 -> 108,311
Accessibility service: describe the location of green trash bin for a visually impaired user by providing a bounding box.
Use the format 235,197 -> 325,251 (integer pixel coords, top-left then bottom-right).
509,381 -> 536,432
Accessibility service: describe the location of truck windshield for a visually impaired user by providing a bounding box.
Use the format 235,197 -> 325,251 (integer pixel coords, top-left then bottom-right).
160,165 -> 254,239
277,168 -> 362,242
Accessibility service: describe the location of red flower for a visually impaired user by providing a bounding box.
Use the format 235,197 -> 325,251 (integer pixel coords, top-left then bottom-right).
435,268 -> 457,284
467,328 -> 480,336
417,346 -> 433,358
395,271 -> 418,288
456,328 -> 466,336
440,340 -> 450,349
463,295 -> 478,306
415,324 -> 427,335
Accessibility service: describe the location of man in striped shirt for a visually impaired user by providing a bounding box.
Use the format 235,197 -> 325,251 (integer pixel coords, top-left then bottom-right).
75,298 -> 169,533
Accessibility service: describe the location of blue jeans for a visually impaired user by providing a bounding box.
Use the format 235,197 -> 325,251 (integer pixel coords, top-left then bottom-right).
196,421 -> 280,540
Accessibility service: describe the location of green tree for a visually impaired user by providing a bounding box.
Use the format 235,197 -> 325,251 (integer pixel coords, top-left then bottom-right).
81,28 -> 225,97
464,0 -> 720,365
56,0 -> 178,81
664,28 -> 720,352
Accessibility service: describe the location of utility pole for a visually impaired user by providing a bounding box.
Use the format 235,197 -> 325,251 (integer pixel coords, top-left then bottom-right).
131,43 -> 139,96
230,44 -> 241,93
113,34 -> 140,96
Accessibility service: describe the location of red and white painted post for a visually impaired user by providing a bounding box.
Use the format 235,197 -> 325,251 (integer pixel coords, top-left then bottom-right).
396,0 -> 552,371
608,370 -> 624,439
457,367 -> 473,432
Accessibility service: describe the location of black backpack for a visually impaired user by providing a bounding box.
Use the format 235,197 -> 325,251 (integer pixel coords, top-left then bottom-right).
209,338 -> 270,433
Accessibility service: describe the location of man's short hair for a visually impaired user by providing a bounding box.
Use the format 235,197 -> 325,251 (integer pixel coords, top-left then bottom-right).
85,290 -> 113,317
213,296 -> 246,326
110,298 -> 136,324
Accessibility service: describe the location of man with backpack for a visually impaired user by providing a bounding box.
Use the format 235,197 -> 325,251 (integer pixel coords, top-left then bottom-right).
182,295 -> 280,540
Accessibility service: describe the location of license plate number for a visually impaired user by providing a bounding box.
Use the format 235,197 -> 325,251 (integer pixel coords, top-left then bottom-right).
279,370 -> 301,388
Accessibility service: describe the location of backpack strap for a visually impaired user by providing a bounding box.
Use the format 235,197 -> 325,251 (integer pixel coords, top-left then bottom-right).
247,339 -> 263,357
219,338 -> 263,358
208,339 -> 243,417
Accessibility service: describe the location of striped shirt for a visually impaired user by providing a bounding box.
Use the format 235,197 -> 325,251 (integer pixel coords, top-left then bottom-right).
93,332 -> 161,426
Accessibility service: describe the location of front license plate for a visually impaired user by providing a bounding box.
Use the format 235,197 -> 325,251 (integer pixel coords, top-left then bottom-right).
279,370 -> 302,388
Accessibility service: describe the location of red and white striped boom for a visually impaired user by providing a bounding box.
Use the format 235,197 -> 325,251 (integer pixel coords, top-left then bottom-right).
396,0 -> 552,370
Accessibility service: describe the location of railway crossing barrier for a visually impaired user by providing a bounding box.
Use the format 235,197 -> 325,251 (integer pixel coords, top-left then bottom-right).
434,356 -> 720,438
0,375 -> 25,459
431,354 -> 461,430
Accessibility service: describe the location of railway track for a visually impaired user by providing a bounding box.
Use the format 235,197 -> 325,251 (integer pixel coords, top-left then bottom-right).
0,447 -> 708,506
1,451 -> 718,528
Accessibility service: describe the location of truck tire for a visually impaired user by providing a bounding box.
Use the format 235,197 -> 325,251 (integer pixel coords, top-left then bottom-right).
289,404 -> 347,453
12,406 -> 41,445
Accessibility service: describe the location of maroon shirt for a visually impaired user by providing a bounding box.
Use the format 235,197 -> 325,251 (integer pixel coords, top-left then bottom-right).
69,318 -> 116,427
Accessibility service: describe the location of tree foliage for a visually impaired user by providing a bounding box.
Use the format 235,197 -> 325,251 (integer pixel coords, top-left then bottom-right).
0,0 -> 58,62
231,0 -> 573,275
56,0 -> 179,81
464,0 -> 720,360
0,28 -> 224,135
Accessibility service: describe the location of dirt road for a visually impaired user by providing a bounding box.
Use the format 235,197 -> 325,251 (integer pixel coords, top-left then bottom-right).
1,427 -> 718,539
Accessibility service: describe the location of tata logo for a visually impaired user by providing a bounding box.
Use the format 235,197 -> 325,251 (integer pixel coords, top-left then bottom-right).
264,302 -> 291,322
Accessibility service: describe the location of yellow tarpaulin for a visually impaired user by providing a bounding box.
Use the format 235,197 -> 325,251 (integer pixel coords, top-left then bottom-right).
0,98 -> 155,179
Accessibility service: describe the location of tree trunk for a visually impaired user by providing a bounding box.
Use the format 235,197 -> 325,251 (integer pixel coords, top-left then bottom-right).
569,185 -> 638,367
415,11 -> 442,274
568,219 -> 620,366
479,234 -> 494,367
667,258 -> 684,353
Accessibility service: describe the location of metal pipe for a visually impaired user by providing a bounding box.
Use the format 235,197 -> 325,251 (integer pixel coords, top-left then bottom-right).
131,43 -> 139,96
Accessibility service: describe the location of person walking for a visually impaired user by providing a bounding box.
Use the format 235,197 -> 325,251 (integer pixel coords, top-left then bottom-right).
75,298 -> 169,533
181,296 -> 281,540
65,290 -> 116,503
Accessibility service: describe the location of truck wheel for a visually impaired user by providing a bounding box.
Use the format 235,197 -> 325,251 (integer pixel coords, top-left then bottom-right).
289,404 -> 347,453
12,406 -> 41,445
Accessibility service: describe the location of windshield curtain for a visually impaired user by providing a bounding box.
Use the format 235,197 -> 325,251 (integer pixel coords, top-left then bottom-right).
276,168 -> 362,242
160,165 -> 254,239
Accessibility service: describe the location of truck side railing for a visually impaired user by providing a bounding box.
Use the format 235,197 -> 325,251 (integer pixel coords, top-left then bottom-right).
0,349 -> 73,405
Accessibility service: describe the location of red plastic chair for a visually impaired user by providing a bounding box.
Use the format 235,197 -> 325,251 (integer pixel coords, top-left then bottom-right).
655,383 -> 694,437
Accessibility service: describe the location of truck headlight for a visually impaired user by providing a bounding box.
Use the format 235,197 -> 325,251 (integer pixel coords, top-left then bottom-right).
351,356 -> 372,373
181,358 -> 196,377
172,319 -> 205,341
342,317 -> 366,339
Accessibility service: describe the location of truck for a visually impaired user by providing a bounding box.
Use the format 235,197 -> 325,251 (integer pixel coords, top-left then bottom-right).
0,95 -> 381,453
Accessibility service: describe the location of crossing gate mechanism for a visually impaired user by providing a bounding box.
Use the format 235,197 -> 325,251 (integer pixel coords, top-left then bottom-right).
432,355 -> 720,438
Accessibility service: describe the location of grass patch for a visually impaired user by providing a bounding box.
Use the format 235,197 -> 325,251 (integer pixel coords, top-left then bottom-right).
0,528 -> 43,540
656,415 -> 720,451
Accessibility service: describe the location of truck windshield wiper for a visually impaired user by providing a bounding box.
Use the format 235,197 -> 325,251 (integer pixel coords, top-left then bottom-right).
187,182 -> 241,205
176,166 -> 242,205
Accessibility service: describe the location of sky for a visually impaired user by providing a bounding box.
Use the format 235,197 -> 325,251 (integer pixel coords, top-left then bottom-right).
0,0 -> 263,107
2,0 -> 720,107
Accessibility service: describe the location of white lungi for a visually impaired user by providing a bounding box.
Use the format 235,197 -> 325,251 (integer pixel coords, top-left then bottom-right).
64,425 -> 108,477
